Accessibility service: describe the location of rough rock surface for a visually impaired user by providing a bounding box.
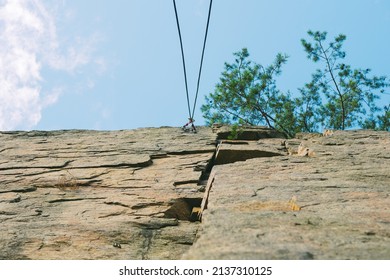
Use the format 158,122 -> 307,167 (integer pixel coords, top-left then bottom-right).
185,130 -> 390,259
1,126 -> 389,260
0,127 -> 215,259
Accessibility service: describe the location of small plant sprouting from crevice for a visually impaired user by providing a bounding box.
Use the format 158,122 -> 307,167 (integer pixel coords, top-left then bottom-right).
56,170 -> 80,191
227,124 -> 243,140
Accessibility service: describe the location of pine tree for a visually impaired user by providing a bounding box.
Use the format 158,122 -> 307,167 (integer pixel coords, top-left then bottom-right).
301,31 -> 389,130
201,48 -> 295,137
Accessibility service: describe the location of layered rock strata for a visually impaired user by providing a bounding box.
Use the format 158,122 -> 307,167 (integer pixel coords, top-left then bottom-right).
185,130 -> 390,259
1,127 -> 389,260
0,127 -> 215,259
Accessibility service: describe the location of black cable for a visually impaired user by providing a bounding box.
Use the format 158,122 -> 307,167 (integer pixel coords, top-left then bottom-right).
191,0 -> 213,120
173,0 -> 192,118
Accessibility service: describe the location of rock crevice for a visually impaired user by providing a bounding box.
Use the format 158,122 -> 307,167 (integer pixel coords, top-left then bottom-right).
1,127 -> 389,260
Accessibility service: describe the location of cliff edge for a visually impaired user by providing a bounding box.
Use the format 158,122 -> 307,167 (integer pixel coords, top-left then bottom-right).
0,126 -> 389,259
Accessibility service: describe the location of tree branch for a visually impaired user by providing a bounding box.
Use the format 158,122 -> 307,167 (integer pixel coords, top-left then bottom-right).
319,40 -> 346,129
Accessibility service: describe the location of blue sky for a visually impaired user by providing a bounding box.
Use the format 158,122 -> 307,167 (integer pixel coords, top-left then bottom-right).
1,0 -> 389,131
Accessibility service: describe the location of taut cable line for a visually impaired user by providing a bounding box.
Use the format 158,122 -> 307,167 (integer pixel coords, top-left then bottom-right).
172,0 -> 191,119
172,0 -> 213,132
192,0 -> 213,121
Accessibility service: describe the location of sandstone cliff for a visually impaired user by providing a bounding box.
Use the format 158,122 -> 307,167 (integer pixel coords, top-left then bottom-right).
0,126 -> 389,259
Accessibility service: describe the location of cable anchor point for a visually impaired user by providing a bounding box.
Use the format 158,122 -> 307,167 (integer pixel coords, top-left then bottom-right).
182,118 -> 197,133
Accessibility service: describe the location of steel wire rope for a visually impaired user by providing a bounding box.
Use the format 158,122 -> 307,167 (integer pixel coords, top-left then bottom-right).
173,0 -> 191,118
191,0 -> 213,120
172,0 -> 213,121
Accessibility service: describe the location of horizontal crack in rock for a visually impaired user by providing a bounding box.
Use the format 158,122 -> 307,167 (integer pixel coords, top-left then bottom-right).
131,202 -> 164,210
173,180 -> 199,186
0,160 -> 74,171
48,197 -> 106,203
0,186 -> 37,194
131,218 -> 179,229
214,150 -> 284,165
98,211 -> 125,218
0,211 -> 18,216
104,201 -> 131,208
167,149 -> 215,155
70,159 -> 153,169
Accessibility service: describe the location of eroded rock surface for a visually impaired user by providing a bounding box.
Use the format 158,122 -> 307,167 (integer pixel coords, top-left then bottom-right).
0,127 -> 215,259
185,130 -> 390,259
1,127 -> 389,260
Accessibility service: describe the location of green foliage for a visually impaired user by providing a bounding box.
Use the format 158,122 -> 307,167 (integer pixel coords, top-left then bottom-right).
201,48 -> 295,137
301,30 -> 389,130
227,124 -> 242,140
202,31 -> 389,136
364,104 -> 390,131
377,104 -> 390,131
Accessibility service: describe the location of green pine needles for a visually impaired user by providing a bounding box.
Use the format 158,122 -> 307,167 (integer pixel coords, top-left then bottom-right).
201,30 -> 390,137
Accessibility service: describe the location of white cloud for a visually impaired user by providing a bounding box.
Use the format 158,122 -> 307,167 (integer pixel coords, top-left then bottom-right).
47,34 -> 102,73
0,0 -> 102,130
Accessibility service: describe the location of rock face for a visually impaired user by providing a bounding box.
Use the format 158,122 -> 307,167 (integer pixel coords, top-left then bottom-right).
185,129 -> 390,260
1,126 -> 389,260
0,127 -> 215,259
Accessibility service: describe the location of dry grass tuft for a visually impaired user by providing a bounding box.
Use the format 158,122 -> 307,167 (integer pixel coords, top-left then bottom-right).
237,196 -> 302,212
56,170 -> 80,191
